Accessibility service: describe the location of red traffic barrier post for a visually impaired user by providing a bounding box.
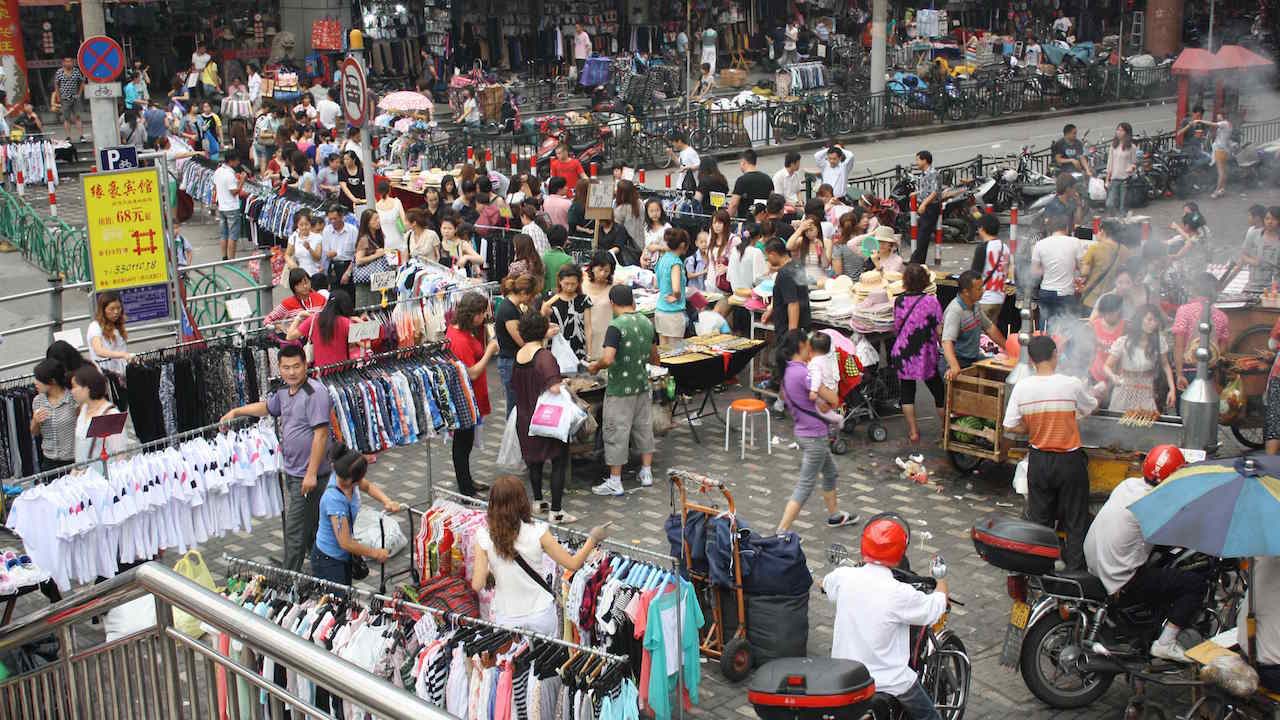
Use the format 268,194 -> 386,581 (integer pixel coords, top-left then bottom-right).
638,168 -> 646,185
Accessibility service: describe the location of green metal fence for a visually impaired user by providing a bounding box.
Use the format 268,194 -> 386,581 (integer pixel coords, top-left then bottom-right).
0,187 -> 89,282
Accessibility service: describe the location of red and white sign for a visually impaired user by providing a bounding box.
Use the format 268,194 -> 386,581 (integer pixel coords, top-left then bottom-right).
340,57 -> 367,128
0,0 -> 28,104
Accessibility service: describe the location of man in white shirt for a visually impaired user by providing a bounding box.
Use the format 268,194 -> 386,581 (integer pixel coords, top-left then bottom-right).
823,518 -> 948,720
342,127 -> 365,164
292,94 -> 319,125
317,87 -> 342,131
668,132 -> 700,191
246,64 -> 262,110
1030,213 -> 1082,331
811,144 -> 855,194
212,153 -> 245,260
574,23 -> 592,74
1083,445 -> 1205,663
321,205 -> 358,293
772,152 -> 804,208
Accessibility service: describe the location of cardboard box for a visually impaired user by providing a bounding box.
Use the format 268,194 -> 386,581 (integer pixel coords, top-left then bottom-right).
720,68 -> 747,87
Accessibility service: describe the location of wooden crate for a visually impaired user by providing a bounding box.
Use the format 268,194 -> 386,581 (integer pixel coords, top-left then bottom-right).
942,362 -> 1012,463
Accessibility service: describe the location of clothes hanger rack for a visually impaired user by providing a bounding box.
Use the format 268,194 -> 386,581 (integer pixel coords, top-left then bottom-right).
221,553 -> 630,665
303,338 -> 451,377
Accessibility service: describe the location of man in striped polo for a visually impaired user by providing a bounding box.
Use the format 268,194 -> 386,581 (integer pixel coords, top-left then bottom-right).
1002,335 -> 1098,570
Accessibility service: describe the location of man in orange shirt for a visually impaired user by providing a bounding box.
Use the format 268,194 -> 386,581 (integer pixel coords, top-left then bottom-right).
549,142 -> 585,197
1003,335 -> 1098,570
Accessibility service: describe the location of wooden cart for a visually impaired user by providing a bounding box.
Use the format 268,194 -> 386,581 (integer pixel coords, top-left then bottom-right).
942,359 -> 1185,497
1217,301 -> 1280,449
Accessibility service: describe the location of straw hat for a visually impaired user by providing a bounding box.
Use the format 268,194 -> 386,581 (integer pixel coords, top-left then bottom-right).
826,275 -> 855,296
869,225 -> 901,245
853,270 -> 885,295
857,289 -> 894,313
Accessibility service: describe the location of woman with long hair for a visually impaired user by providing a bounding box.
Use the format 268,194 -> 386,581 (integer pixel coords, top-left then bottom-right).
507,233 -> 545,293
495,274 -> 539,414
641,198 -> 670,269
695,155 -> 730,206
583,250 -> 616,359
71,365 -> 127,463
407,208 -> 441,264
439,175 -> 459,207
830,208 -> 866,281
508,173 -> 541,206
470,475 -> 609,632
288,289 -> 357,369
706,209 -> 734,292
786,207 -> 830,286
88,292 -> 132,375
445,292 -> 498,497
351,209 -> 389,308
541,264 -> 592,361
567,177 -> 593,235
439,211 -> 484,273
510,310 -> 575,523
1106,122 -> 1137,213
31,358 -> 77,472
375,178 -> 408,259
310,443 -> 397,584
774,330 -> 855,532
613,179 -> 644,248
337,151 -> 365,211
1105,303 -> 1176,413
890,264 -> 946,442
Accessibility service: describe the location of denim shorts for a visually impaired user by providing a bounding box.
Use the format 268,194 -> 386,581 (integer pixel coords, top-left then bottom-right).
219,209 -> 242,241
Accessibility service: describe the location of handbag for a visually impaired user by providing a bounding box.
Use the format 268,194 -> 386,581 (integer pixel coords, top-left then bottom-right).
352,555 -> 370,581
417,574 -> 480,618
351,254 -> 392,284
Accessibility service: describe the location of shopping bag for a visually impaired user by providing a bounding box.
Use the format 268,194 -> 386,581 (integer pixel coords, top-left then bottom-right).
172,551 -> 217,638
496,409 -> 523,472
528,390 -> 586,443
549,333 -> 581,374
353,507 -> 408,557
1088,176 -> 1106,202
1013,457 -> 1029,496
105,597 -> 157,641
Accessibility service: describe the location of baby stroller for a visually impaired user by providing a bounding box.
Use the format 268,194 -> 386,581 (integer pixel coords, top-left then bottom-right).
818,329 -> 888,453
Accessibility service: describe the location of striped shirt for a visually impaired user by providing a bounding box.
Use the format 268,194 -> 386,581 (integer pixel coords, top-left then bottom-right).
1002,373 -> 1098,452
32,391 -> 77,461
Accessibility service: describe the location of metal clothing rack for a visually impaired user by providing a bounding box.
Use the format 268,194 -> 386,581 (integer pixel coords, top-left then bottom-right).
9,415 -> 260,487
221,554 -> 629,665
304,338 -> 452,377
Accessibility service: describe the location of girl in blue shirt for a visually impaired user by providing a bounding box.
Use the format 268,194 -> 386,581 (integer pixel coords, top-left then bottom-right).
312,443 -> 400,585
655,228 -> 689,345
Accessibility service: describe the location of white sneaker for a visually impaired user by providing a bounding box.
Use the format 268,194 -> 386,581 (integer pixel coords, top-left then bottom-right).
549,511 -> 578,524
638,471 -> 654,487
1150,638 -> 1190,664
592,478 -> 625,496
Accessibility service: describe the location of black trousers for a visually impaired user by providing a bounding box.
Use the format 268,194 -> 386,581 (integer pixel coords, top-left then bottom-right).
1026,448 -> 1090,571
528,444 -> 569,512
451,426 -> 477,496
910,204 -> 940,265
1117,564 -> 1207,629
899,375 -> 946,408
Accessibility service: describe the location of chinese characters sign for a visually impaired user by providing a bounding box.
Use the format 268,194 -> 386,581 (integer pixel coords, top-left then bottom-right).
0,0 -> 28,105
83,167 -> 169,292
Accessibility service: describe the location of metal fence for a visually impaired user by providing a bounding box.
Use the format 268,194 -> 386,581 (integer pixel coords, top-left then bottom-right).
0,562 -> 453,720
0,187 -> 89,282
415,64 -> 1177,173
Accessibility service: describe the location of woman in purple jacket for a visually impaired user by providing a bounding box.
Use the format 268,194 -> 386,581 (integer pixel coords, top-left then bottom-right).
776,329 -> 858,533
890,263 -> 946,443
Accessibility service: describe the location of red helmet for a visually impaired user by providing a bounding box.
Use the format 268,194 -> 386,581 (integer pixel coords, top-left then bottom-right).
861,518 -> 908,567
1143,445 -> 1186,485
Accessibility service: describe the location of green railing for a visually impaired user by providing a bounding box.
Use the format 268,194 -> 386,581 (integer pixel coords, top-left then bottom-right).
0,187 -> 89,282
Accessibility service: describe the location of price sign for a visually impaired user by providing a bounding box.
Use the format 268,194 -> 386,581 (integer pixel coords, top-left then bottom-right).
225,297 -> 252,320
709,192 -> 726,209
370,270 -> 398,292
348,320 -> 382,343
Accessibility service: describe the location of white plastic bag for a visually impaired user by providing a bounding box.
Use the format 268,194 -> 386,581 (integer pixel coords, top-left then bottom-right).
550,332 -> 581,374
1013,457 -> 1029,496
497,409 -> 523,472
1088,176 -> 1106,202
353,507 -> 408,557
528,390 -> 586,443
105,596 -> 157,641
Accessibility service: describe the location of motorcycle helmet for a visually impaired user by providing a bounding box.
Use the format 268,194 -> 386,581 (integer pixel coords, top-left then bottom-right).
1142,444 -> 1186,485
861,517 -> 908,566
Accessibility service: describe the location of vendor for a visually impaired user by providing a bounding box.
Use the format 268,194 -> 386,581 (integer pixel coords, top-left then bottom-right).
1104,305 -> 1176,414
1171,272 -> 1229,389
863,226 -> 904,275
942,270 -> 1007,380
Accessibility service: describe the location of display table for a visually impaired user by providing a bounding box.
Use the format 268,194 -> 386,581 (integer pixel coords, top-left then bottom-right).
659,334 -> 766,442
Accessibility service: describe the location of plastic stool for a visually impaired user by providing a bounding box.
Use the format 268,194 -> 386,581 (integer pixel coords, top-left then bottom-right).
725,398 -> 771,460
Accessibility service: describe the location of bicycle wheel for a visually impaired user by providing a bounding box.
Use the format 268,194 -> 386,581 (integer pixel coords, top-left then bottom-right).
772,110 -> 800,142
714,123 -> 737,149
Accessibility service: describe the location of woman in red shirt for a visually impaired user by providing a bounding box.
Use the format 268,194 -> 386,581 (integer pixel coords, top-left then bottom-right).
288,289 -> 357,370
445,292 -> 499,497
264,268 -> 327,333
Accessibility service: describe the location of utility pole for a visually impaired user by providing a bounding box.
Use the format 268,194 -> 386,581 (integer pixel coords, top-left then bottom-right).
348,30 -> 378,215
870,0 -> 887,123
80,0 -> 119,161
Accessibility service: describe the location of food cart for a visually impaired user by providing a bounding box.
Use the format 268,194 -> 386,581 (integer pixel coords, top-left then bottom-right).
942,359 -> 1185,496
1209,265 -> 1279,449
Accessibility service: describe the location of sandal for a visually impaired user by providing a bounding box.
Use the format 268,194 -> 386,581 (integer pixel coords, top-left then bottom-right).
826,511 -> 860,528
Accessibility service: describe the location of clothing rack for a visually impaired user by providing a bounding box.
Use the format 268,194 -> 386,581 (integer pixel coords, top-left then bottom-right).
221,553 -> 629,665
304,338 -> 451,377
10,415 -> 260,487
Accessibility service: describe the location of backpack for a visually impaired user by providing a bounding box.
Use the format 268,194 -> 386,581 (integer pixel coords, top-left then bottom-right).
417,574 -> 480,618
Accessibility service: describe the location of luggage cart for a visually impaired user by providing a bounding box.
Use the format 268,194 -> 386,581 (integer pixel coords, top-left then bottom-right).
668,467 -> 753,681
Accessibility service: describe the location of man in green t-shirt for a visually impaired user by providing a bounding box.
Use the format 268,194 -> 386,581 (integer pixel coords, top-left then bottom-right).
587,285 -> 660,496
542,225 -> 573,295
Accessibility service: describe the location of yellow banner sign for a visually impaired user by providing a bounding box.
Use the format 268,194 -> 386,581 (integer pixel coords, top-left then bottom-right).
83,167 -> 168,292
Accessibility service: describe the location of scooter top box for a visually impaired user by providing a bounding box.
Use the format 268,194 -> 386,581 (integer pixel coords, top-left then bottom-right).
748,657 -> 876,720
971,513 -> 1060,575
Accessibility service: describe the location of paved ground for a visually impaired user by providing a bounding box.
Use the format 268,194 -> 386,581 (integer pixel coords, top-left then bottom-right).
5,97 -> 1280,717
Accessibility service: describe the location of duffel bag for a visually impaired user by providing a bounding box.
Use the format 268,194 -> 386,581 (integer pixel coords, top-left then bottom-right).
664,511 -> 709,576
741,531 -> 812,596
707,514 -> 753,588
746,593 -> 810,666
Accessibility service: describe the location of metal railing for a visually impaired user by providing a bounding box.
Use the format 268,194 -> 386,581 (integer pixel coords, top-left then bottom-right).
0,562 -> 455,720
0,186 -> 89,282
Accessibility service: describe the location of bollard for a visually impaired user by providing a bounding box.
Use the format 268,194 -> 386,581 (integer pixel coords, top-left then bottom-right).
590,162 -> 598,178
47,273 -> 63,346
467,146 -> 474,162
1009,203 -> 1019,256
1092,215 -> 1101,235
638,168 -> 645,185
485,148 -> 493,163
15,170 -> 22,197
909,194 -> 919,254
665,173 -> 672,189
933,224 -> 942,266
510,151 -> 518,176
47,168 -> 56,219
1141,220 -> 1151,244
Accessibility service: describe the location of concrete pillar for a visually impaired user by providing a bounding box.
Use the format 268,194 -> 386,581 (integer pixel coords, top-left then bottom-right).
80,0 -> 119,161
870,0 -> 887,124
1145,0 -> 1183,56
